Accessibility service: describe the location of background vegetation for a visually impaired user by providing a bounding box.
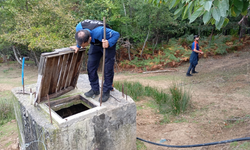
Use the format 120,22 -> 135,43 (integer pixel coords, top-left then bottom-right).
0,0 -> 249,69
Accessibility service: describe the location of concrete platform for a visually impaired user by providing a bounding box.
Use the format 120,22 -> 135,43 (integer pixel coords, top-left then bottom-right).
12,74 -> 136,150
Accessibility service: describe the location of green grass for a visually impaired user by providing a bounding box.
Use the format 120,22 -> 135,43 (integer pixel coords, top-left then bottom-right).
230,141 -> 250,150
159,114 -> 170,124
0,122 -> 18,148
0,91 -> 15,125
169,83 -> 191,115
136,139 -> 147,150
114,81 -> 191,116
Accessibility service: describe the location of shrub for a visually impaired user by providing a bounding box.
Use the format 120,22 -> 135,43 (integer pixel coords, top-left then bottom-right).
169,83 -> 191,115
114,81 -> 191,115
0,92 -> 15,125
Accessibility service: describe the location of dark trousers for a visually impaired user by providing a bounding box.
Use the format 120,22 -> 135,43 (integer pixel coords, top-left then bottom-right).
87,44 -> 116,93
187,64 -> 196,74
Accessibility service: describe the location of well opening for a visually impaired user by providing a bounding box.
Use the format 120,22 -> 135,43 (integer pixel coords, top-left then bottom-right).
55,103 -> 90,118
45,94 -> 96,119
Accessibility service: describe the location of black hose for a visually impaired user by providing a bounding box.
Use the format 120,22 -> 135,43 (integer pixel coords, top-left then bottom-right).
136,137 -> 250,148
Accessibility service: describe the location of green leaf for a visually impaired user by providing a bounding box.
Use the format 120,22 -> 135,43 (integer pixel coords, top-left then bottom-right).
211,7 -> 220,22
204,0 -> 212,11
231,6 -> 237,17
174,6 -> 184,15
215,17 -> 224,30
189,7 -> 203,23
182,1 -> 193,20
241,9 -> 248,16
242,0 -> 249,13
203,11 -> 211,24
234,6 -> 242,16
218,0 -> 228,17
233,0 -> 243,11
214,0 -> 220,7
211,18 -> 216,25
223,18 -> 229,27
169,0 -> 180,9
174,6 -> 184,19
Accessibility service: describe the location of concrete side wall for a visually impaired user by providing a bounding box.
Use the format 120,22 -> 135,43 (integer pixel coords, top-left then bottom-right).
12,88 -> 136,150
13,95 -> 50,150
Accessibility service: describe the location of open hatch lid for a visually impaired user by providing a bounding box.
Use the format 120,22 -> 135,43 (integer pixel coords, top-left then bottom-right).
35,48 -> 86,103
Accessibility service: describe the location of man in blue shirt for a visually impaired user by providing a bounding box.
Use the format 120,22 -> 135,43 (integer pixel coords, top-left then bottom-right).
186,35 -> 203,76
70,20 -> 120,102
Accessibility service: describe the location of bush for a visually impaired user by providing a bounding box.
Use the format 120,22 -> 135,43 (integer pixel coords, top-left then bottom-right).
169,83 -> 191,115
113,81 -> 191,115
0,92 -> 15,125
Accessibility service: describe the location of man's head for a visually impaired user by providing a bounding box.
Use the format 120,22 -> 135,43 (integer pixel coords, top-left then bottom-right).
75,30 -> 91,48
194,35 -> 199,41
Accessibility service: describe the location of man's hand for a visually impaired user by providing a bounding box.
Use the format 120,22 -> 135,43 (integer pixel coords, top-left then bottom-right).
70,46 -> 80,53
200,51 -> 204,55
102,39 -> 109,48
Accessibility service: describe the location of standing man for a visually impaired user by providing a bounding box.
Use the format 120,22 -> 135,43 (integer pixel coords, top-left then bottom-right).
70,19 -> 120,102
186,35 -> 203,76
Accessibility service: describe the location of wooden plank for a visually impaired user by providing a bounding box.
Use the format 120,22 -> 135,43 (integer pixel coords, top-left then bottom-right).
38,56 -> 46,75
49,56 -> 60,94
54,55 -> 64,92
39,57 -> 55,100
45,95 -> 80,107
65,52 -> 78,87
57,54 -> 70,91
62,53 -> 73,89
37,75 -> 44,103
46,48 -> 85,58
71,51 -> 85,87
40,86 -> 74,102
79,96 -> 97,108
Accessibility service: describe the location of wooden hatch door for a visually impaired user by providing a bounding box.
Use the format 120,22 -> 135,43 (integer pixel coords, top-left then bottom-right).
35,48 -> 86,103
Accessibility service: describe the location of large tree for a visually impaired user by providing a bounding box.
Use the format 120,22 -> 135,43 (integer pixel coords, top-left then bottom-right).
147,0 -> 250,30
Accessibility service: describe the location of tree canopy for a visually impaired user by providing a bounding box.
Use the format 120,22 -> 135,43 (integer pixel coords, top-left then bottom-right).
147,0 -> 250,29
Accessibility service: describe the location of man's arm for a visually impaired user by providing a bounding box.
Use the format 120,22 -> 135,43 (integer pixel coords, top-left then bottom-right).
105,28 -> 120,47
193,49 -> 203,54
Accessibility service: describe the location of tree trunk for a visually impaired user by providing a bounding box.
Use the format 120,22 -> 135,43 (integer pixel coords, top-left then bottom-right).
122,0 -> 131,61
152,35 -> 158,56
32,50 -> 39,67
12,46 -> 23,65
140,29 -> 150,57
238,16 -> 247,41
208,26 -> 214,46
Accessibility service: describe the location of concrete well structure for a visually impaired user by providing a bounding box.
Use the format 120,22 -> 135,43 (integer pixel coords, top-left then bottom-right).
12,48 -> 136,150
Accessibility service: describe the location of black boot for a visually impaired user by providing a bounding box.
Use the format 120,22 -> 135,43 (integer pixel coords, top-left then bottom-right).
84,89 -> 100,98
192,71 -> 199,73
99,91 -> 110,102
186,73 -> 193,76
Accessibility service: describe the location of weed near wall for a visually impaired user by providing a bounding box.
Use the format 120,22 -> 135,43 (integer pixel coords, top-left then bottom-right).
0,91 -> 15,125
113,81 -> 191,115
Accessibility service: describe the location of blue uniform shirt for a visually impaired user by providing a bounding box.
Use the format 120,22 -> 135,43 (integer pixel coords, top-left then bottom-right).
191,41 -> 199,51
75,22 -> 120,48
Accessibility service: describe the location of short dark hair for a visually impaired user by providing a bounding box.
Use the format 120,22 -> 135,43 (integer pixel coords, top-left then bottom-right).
75,30 -> 91,46
194,35 -> 199,39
